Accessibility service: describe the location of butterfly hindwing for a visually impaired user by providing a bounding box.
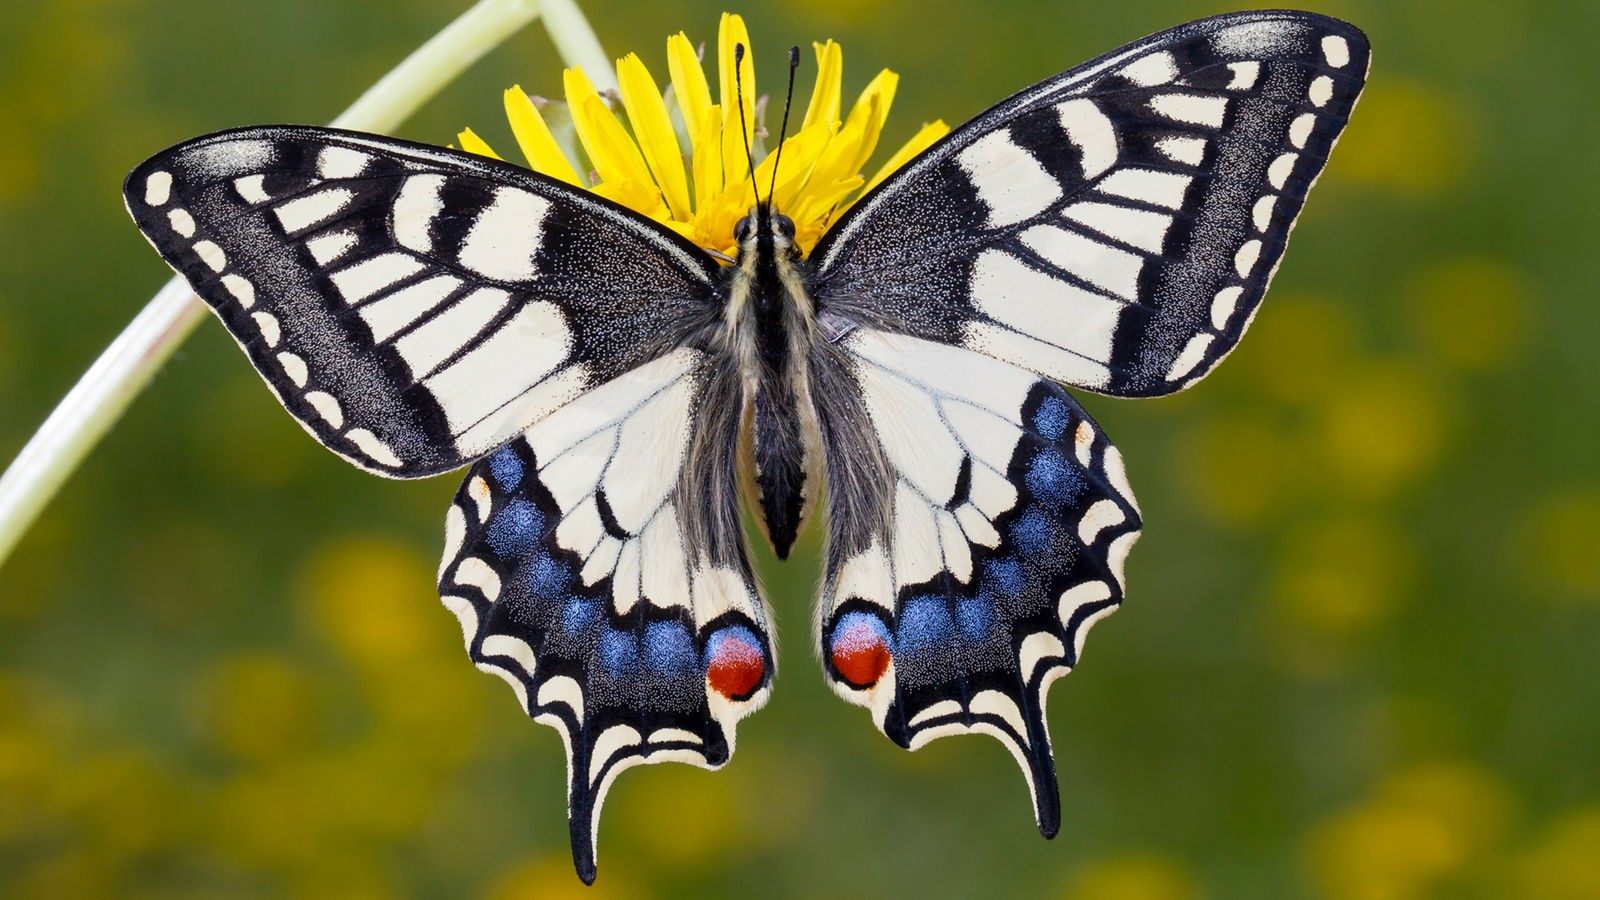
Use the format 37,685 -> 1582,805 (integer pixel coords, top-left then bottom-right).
811,11 -> 1368,397
437,348 -> 773,883
813,329 -> 1141,832
124,126 -> 721,477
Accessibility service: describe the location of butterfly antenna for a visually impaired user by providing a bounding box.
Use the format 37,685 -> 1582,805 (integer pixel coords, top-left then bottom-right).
767,45 -> 800,208
733,44 -> 759,209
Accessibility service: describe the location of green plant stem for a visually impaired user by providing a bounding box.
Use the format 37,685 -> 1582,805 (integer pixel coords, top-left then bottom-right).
0,0 -> 610,569
538,0 -> 617,93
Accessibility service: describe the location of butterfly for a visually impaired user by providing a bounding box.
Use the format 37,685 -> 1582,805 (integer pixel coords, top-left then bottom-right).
124,10 -> 1367,883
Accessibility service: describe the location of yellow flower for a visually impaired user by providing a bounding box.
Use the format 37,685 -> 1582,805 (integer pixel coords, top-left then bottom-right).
459,13 -> 947,261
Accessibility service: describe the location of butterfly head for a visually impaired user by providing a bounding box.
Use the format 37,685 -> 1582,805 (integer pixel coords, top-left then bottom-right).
733,207 -> 800,259
728,42 -> 804,266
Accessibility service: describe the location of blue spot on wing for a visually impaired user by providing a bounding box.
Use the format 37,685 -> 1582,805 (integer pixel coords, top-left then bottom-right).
561,597 -> 601,634
984,557 -> 1026,597
897,595 -> 954,654
1010,508 -> 1056,556
488,448 -> 524,490
525,554 -> 572,595
892,594 -> 964,689
831,610 -> 893,651
956,596 -> 996,641
599,627 -> 639,678
486,499 -> 543,555
1025,450 -> 1083,507
643,621 -> 697,676
704,624 -> 763,665
1032,395 -> 1072,441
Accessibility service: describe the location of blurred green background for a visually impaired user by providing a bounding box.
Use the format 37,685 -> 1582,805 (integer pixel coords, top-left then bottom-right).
3,0 -> 1598,897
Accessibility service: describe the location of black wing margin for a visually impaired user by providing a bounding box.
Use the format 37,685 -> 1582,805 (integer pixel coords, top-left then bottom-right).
811,11 -> 1368,396
125,126 -> 721,476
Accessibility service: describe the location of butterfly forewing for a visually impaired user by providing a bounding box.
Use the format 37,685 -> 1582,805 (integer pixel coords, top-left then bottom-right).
124,126 -> 721,477
812,11 -> 1369,397
437,349 -> 772,884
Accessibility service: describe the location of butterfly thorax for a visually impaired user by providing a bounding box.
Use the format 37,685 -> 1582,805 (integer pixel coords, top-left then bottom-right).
724,206 -> 821,558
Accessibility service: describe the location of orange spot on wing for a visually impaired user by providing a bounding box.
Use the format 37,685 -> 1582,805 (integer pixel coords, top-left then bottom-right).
707,636 -> 765,699
831,623 -> 891,688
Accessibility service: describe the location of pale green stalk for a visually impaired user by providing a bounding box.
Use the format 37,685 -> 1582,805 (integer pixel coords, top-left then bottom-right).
0,0 -> 609,568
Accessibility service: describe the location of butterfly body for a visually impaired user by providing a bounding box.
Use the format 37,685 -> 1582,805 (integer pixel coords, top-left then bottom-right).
124,11 -> 1368,882
723,208 -> 821,559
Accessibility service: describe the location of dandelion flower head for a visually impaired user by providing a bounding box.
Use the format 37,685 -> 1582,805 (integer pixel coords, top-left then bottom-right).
458,13 -> 948,261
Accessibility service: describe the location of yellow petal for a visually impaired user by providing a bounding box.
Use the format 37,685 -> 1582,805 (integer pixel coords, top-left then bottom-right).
662,218 -> 703,245
456,127 -> 503,160
717,13 -> 755,187
667,33 -> 713,146
592,178 -> 670,219
844,68 -> 899,174
564,67 -> 666,214
699,148 -> 760,252
502,86 -> 581,185
701,183 -> 753,257
691,104 -> 724,213
707,172 -> 758,221
617,54 -> 692,219
802,40 -> 843,132
789,175 -> 863,244
752,120 -> 832,211
804,92 -> 879,196
858,118 -> 948,196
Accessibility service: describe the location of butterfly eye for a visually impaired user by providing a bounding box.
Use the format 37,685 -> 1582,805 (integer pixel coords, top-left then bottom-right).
774,214 -> 796,240
734,216 -> 754,242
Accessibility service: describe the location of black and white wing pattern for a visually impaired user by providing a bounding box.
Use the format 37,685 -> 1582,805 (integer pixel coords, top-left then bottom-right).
812,331 -> 1140,835
120,7 -> 1368,881
812,11 -> 1369,397
124,129 -> 771,883
807,11 -> 1363,827
437,351 -> 772,884
124,126 -> 720,476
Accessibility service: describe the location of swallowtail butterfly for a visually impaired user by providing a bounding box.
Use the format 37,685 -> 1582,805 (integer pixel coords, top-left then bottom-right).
125,11 -> 1367,882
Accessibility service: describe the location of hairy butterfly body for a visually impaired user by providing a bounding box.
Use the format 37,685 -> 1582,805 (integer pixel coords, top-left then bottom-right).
124,11 -> 1368,883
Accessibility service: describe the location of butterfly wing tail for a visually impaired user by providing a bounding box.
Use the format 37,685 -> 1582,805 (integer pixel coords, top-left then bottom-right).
559,722 -> 732,884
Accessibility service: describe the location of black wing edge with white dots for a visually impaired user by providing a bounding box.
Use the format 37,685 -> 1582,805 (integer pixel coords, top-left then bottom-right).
811,331 -> 1140,835
123,126 -> 721,478
435,349 -> 774,885
811,11 -> 1369,397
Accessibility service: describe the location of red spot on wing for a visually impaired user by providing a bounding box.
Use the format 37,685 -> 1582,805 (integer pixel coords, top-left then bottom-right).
831,621 -> 891,688
707,635 -> 765,699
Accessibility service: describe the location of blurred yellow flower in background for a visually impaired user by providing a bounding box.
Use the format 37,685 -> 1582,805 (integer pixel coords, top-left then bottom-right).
1505,807 -> 1600,900
1332,78 -> 1476,198
1305,761 -> 1515,900
1517,487 -> 1600,601
1405,258 -> 1535,372
1061,852 -> 1204,900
